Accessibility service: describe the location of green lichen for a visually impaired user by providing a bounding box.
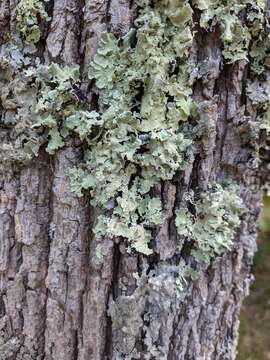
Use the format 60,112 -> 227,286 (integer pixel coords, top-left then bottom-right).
95,243 -> 103,260
16,0 -> 50,44
26,2 -> 193,254
66,0 -> 195,254
4,0 -> 267,261
195,0 -> 266,65
192,0 -> 270,74
247,2 -> 270,74
175,260 -> 198,292
27,0 -> 258,259
176,183 -> 244,264
25,63 -> 81,154
196,1 -> 247,62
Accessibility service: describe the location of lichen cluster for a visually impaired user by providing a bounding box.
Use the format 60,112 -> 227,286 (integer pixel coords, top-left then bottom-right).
84,0 -> 195,254
194,0 -> 266,65
3,1 -> 269,355
16,0 -> 50,44
176,183 -> 244,264
0,0 -> 52,166
32,0 -> 195,254
2,0 -> 250,260
2,0 -> 269,283
25,63 -> 81,153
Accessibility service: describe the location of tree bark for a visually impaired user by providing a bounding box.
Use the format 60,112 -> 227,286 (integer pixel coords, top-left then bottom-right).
0,1 -> 268,360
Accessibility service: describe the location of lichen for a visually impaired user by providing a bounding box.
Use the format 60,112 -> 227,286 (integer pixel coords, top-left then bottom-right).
65,0 -> 195,254
2,1 -> 270,356
15,0 -> 50,44
0,0 -> 51,166
2,0 -> 266,262
26,63 -> 81,153
248,2 -> 270,74
195,0 -> 266,65
18,0 -> 263,260
176,183 -> 245,263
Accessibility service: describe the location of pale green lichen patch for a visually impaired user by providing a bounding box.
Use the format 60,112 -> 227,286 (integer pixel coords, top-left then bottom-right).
196,1 -> 248,62
194,0 -> 270,169
26,63 -> 81,154
195,0 -> 267,66
65,0 -> 195,254
3,0 -> 267,260
248,2 -> 270,74
27,0 -> 255,258
1,0 -> 265,262
15,0 -> 50,44
176,183 -> 244,263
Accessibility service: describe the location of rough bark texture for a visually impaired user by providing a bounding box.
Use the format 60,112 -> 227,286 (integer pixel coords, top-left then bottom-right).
0,1 -> 267,360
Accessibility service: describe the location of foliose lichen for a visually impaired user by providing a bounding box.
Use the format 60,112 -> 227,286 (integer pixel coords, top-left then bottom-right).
194,0 -> 267,66
15,0 -> 50,44
25,63 -> 81,153
2,0 -> 268,286
8,0 -> 253,259
3,1 -> 270,355
175,183 -> 245,264
0,0 -> 51,167
65,0 -> 195,255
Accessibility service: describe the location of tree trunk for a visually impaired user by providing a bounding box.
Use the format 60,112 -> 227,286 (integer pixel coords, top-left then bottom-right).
0,1 -> 269,359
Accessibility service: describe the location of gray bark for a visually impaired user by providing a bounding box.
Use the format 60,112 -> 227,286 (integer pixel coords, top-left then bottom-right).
0,1 -> 267,359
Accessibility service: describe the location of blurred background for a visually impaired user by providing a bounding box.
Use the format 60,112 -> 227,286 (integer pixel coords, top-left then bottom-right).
237,196 -> 270,360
